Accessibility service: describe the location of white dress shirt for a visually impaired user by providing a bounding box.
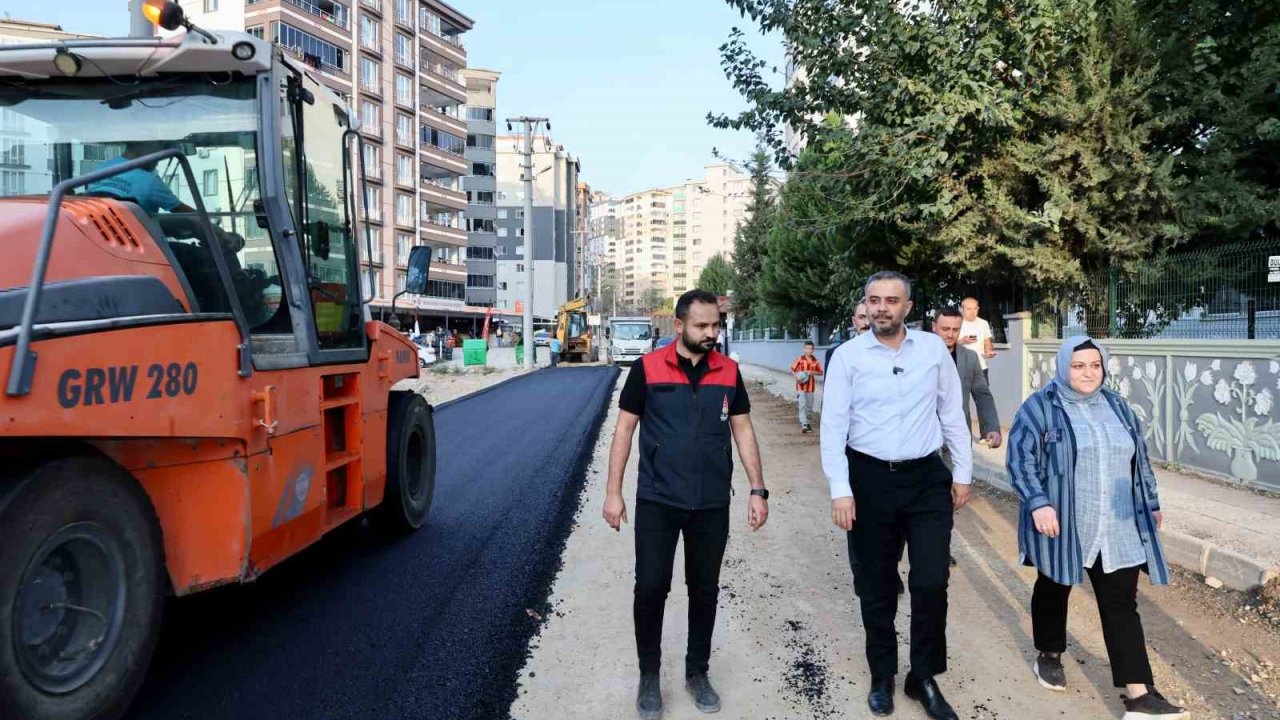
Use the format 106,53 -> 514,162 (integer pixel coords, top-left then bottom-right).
959,317 -> 993,370
820,329 -> 973,499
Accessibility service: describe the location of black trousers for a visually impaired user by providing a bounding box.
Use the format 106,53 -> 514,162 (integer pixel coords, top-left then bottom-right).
1032,563 -> 1155,687
634,499 -> 730,676
848,449 -> 953,680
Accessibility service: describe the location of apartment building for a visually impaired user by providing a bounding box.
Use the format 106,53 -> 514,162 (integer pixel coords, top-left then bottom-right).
596,163 -> 753,310
460,67 -> 498,307
0,18 -> 94,44
615,188 -> 673,310
183,0 -> 475,323
493,135 -> 580,320
667,163 -> 752,292
585,190 -> 619,311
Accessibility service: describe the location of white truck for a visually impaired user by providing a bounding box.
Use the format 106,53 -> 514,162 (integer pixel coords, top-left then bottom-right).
608,316 -> 654,365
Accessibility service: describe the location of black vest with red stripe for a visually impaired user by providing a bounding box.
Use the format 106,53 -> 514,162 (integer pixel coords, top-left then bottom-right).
637,343 -> 740,510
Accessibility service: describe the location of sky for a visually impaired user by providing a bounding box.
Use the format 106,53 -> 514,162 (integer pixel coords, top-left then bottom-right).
10,0 -> 784,197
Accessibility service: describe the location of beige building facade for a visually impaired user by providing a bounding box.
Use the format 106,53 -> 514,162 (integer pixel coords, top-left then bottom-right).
182,0 -> 475,320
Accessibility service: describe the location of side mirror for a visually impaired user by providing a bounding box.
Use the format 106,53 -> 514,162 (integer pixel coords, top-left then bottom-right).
405,246 -> 431,295
314,221 -> 331,260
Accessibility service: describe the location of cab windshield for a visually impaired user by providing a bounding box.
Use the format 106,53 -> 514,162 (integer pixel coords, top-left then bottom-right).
0,74 -> 290,331
613,323 -> 652,341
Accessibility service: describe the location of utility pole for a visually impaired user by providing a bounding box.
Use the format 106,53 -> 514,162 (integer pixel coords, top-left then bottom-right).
507,116 -> 548,370
129,0 -> 154,38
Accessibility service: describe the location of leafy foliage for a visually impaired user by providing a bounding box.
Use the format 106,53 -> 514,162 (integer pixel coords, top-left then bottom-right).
697,253 -> 736,296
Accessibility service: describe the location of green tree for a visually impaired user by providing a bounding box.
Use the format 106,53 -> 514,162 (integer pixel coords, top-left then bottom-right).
697,253 -> 736,296
709,0 -> 1184,322
1138,0 -> 1280,246
730,139 -> 777,317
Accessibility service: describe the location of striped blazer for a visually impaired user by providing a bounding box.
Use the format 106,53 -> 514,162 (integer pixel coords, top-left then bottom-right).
1006,382 -> 1170,586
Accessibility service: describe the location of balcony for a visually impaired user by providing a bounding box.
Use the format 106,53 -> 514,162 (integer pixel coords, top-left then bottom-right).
420,65 -> 466,105
418,104 -> 467,138
421,220 -> 466,246
418,144 -> 468,177
421,184 -> 466,212
276,0 -> 350,29
360,0 -> 381,14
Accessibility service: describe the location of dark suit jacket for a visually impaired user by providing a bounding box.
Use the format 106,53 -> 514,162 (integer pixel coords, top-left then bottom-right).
954,346 -> 999,435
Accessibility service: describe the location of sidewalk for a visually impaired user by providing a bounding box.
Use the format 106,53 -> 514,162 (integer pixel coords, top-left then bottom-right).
742,363 -> 1280,592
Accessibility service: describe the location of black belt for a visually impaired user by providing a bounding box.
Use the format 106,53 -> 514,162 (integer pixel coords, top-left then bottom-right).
848,448 -> 940,472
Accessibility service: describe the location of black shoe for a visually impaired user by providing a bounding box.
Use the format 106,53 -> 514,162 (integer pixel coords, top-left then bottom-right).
685,673 -> 721,714
1034,652 -> 1066,692
637,673 -> 662,719
904,674 -> 959,720
867,674 -> 895,716
1122,686 -> 1187,719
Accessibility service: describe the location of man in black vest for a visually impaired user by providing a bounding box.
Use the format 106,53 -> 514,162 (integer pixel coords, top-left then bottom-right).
604,288 -> 769,720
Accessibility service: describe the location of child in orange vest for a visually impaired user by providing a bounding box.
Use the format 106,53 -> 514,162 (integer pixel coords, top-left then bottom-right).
790,340 -> 823,433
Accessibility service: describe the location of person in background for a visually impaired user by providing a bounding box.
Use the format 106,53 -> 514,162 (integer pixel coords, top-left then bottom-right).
959,297 -> 997,381
790,340 -> 823,433
1007,336 -> 1185,720
933,307 -> 1001,447
549,336 -> 561,368
825,300 -> 870,371
821,271 -> 971,720
86,141 -> 197,215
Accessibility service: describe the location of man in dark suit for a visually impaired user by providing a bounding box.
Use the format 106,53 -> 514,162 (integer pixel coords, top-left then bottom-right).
933,307 -> 1001,448
824,300 -> 870,371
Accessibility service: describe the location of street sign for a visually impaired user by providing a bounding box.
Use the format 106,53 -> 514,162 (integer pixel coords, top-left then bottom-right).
588,314 -> 602,326
1270,255 -> 1280,283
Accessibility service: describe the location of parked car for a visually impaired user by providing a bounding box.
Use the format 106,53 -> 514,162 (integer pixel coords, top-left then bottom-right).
411,340 -> 436,368
533,330 -> 551,347
653,336 -> 675,351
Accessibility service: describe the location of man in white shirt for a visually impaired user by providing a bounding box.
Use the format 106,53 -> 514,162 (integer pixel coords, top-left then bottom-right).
821,271 -> 972,720
958,297 -> 997,380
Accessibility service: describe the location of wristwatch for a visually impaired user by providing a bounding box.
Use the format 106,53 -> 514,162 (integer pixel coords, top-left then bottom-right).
750,488 -> 769,500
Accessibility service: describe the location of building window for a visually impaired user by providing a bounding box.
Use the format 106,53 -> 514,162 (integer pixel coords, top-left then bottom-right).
395,0 -> 413,25
205,0 -> 218,12
395,193 -> 413,226
275,22 -> 346,72
465,107 -> 493,122
426,280 -> 465,300
394,73 -> 413,107
466,134 -> 494,149
359,16 -> 380,51
468,218 -> 494,233
396,233 -> 413,262
395,153 -> 412,185
497,227 -> 507,237
360,56 -> 380,91
364,185 -> 382,222
361,143 -> 381,179
466,246 -> 495,260
466,274 -> 495,288
470,162 -> 494,177
467,190 -> 494,206
362,269 -> 382,298
421,126 -> 465,155
202,169 -> 219,196
395,113 -> 412,147
247,26 -> 264,39
515,264 -> 524,273
394,32 -> 412,67
497,209 -> 507,219
358,99 -> 380,135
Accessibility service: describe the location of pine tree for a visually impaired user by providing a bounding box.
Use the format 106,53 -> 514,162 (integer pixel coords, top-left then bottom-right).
697,253 -> 736,296
730,139 -> 776,318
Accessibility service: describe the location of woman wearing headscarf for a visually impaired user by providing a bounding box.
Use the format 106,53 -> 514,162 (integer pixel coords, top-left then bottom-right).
1007,336 -> 1186,720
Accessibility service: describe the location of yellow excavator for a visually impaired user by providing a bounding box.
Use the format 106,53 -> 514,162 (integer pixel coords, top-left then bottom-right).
554,296 -> 595,362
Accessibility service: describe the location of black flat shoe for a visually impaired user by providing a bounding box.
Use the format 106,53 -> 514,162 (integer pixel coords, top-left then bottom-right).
904,674 -> 958,720
867,674 -> 895,716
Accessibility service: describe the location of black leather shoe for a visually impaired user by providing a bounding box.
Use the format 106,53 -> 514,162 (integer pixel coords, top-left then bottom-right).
867,675 -> 895,716
904,675 -> 958,720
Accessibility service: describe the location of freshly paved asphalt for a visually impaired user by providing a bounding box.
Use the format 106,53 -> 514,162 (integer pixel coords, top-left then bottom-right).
126,366 -> 619,720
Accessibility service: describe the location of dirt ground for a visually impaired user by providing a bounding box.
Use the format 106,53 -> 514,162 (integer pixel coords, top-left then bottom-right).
406,364 -> 529,407
510,375 -> 1280,720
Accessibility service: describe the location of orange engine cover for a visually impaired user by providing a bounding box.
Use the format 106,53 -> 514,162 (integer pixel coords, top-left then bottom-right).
0,197 -> 192,311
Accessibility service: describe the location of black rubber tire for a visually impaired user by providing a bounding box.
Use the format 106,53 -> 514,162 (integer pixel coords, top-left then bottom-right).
0,456 -> 165,720
419,356 -> 427,369
374,392 -> 436,533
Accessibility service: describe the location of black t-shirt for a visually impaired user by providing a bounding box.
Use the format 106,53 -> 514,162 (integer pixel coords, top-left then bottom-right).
619,353 -> 751,417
